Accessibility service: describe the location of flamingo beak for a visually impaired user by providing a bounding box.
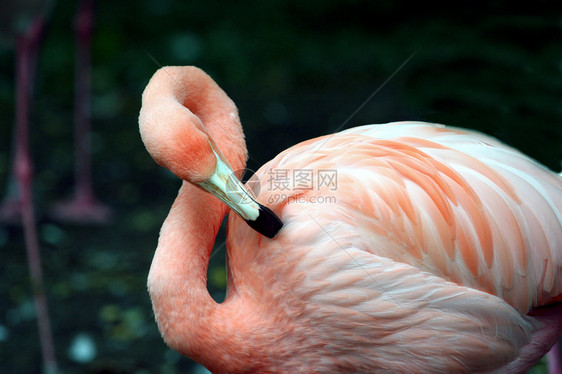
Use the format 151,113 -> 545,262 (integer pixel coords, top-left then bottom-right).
198,149 -> 283,238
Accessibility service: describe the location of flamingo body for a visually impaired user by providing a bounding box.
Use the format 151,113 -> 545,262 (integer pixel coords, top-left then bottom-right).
224,122 -> 562,373
140,67 -> 562,373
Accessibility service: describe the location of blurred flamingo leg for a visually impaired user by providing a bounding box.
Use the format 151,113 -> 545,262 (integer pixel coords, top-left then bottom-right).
4,14 -> 58,374
51,0 -> 111,224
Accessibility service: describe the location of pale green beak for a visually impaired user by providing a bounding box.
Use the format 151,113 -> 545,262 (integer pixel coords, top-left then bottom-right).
198,148 -> 283,238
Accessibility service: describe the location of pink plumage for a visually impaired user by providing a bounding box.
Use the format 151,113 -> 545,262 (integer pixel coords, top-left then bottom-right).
140,66 -> 562,373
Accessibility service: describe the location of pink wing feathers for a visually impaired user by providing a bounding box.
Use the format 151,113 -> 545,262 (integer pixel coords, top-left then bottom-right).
257,122 -> 562,313
224,122 -> 561,372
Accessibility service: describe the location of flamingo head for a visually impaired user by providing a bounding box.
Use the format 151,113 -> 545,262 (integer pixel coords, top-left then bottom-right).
139,66 -> 283,238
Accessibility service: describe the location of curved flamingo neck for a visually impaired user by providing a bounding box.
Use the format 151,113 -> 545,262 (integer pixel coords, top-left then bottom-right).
142,66 -> 253,370
147,182 -> 227,360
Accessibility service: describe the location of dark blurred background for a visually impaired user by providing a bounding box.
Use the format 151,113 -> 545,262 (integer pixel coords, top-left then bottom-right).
1,0 -> 561,373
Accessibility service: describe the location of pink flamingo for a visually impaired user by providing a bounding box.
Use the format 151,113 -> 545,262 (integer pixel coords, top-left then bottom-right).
139,66 -> 562,373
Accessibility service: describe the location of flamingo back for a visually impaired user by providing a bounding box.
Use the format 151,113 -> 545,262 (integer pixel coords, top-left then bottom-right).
249,122 -> 562,313
223,122 -> 562,372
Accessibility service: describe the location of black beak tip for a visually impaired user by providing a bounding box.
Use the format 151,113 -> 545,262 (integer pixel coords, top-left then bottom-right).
245,203 -> 283,238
